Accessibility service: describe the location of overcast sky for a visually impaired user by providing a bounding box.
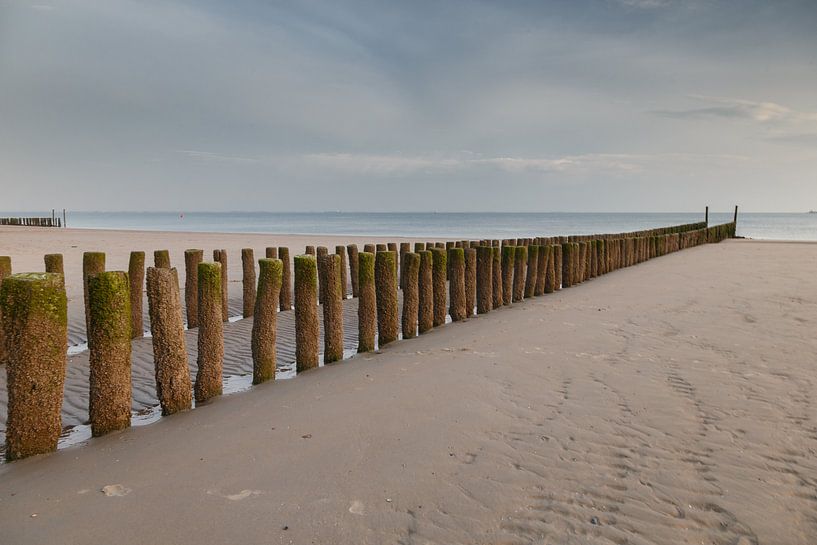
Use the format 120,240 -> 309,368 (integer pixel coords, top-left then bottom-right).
1,0 -> 816,212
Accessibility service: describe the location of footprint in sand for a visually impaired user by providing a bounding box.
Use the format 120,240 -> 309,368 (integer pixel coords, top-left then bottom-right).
349,500 -> 366,515
207,489 -> 263,501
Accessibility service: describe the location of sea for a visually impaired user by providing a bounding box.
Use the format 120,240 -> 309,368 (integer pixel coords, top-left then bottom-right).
5,211 -> 817,241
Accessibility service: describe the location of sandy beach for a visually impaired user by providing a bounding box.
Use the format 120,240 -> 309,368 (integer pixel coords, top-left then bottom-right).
1,235 -> 815,544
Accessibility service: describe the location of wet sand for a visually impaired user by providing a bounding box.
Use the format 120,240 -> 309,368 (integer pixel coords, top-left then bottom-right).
1,238 -> 817,544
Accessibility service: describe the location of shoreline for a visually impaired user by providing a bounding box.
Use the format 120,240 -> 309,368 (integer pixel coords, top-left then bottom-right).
1,239 -> 815,543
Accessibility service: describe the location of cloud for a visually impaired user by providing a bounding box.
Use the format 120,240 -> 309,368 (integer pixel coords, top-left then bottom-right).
654,95 -> 817,124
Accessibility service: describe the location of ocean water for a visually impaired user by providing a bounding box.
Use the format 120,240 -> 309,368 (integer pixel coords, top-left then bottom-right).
4,211 -> 816,241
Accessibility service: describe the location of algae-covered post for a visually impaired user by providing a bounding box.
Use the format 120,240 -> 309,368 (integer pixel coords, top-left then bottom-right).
83,252 -> 106,335
44,253 -> 64,275
322,254 -> 344,363
252,258 -> 282,384
492,246 -> 503,308
399,242 -> 411,290
146,267 -> 192,416
2,272 -> 67,461
316,246 -> 328,304
448,247 -> 467,322
88,271 -> 131,437
213,249 -> 229,321
294,255 -> 319,372
196,262 -> 224,402
402,252 -> 420,339
464,247 -> 476,317
375,251 -> 399,346
524,245 -> 538,298
127,251 -> 145,339
0,256 -> 11,365
347,244 -> 360,298
184,249 -> 202,329
357,252 -> 376,352
513,246 -> 528,302
476,246 -> 493,314
431,247 -> 447,326
535,245 -> 548,296
154,250 -> 171,269
501,245 -> 515,305
242,248 -> 256,318
279,247 -> 292,311
560,243 -> 572,288
335,245 -> 348,298
418,250 -> 434,334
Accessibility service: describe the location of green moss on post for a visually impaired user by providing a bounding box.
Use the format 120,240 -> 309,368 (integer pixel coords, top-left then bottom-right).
464,247 -> 476,317
294,255 -> 319,372
44,253 -> 63,275
491,247 -> 503,308
535,245 -> 548,296
513,246 -> 528,302
501,246 -> 515,305
83,252 -> 106,336
213,249 -> 229,321
183,249 -> 202,329
196,262 -> 223,402
560,243 -> 573,288
316,246 -> 328,304
88,271 -> 131,437
448,248 -> 466,321
524,245 -> 539,298
154,250 -> 170,269
476,246 -> 493,314
0,256 -> 11,365
279,247 -> 292,311
2,273 -> 67,460
347,244 -> 360,298
418,250 -> 434,334
336,245 -> 348,299
145,266 -> 191,415
430,247 -> 447,326
544,245 -> 556,293
401,252 -> 420,339
357,252 -> 376,352
252,258 -> 282,384
322,254 -> 344,363
375,251 -> 399,346
242,248 -> 256,318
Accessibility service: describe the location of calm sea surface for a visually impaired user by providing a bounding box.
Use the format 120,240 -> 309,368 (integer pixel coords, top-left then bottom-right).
5,212 -> 817,241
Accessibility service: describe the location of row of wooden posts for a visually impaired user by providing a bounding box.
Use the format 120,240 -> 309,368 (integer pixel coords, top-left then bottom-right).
0,217 -> 62,227
0,220 -> 736,460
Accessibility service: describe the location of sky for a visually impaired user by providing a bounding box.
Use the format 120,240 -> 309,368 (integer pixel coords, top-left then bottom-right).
1,0 -> 816,212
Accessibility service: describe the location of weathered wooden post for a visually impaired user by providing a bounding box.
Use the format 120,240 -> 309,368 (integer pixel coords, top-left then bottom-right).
242,248 -> 256,318
464,247 -> 476,317
705,206 -> 709,228
140,270 -> 183,395
294,255 -> 319,372
357,252 -> 376,352
154,250 -> 171,269
560,243 -> 573,288
316,246 -> 328,305
431,247 -> 447,326
448,248 -> 466,321
184,249 -> 202,328
376,251 -> 399,346
491,247 -> 503,308
399,242 -> 410,290
88,271 -> 131,437
501,246 -> 515,305
401,252 -> 420,339
213,249 -> 229,321
126,251 -> 145,339
476,246 -> 493,314
83,252 -> 106,336
535,246 -> 548,296
196,262 -> 223,402
2,273 -> 67,460
251,258 -> 282,384
305,246 -> 316,255
347,244 -> 360,298
266,247 -> 278,259
0,256 -> 11,365
322,254 -> 344,363
418,250 -> 434,334
364,243 -> 376,254
44,253 -> 63,275
513,246 -> 528,302
524,245 -> 538,298
279,247 -> 292,311
335,245 -> 348,298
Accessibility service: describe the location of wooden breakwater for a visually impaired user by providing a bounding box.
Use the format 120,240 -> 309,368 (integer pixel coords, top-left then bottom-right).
0,215 -> 737,460
0,209 -> 66,227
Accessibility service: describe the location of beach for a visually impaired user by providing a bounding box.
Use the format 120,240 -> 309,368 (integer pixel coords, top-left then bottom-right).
1,234 -> 816,544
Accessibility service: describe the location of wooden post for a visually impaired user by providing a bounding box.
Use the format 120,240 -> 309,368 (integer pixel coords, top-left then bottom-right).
418,250 -> 434,334
294,255 -> 319,372
431,247 -> 447,326
154,250 -> 171,269
347,244 -> 359,298
513,246 -> 527,302
401,252 -> 420,339
448,248 -> 466,322
492,247 -> 503,308
322,253 -> 344,363
44,253 -> 64,275
476,246 -> 493,314
335,245 -> 348,298
184,249 -> 202,328
279,247 -> 292,311
252,258 -> 282,384
83,252 -> 106,336
242,248 -> 256,318
357,252 -> 376,352
128,251 -> 145,338
146,266 -> 192,415
705,206 -> 709,228
213,249 -> 229,321
1,273 -> 67,460
464,247 -> 476,317
524,245 -> 538,298
375,251 -> 398,346
195,262 -> 224,402
0,256 -> 11,366
88,271 -> 131,437
316,246 -> 328,305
